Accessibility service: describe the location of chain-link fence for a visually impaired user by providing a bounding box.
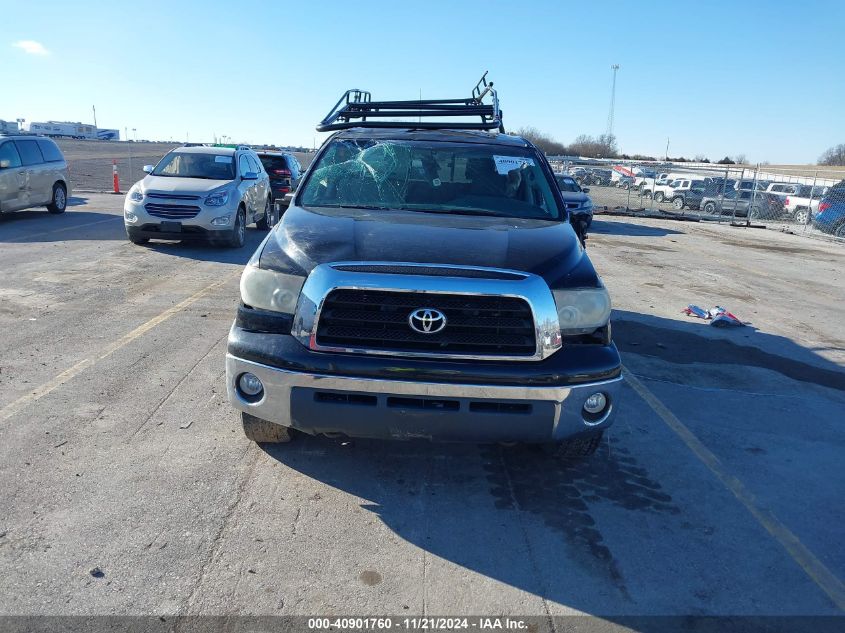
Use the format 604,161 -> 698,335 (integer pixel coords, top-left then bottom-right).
547,157 -> 845,242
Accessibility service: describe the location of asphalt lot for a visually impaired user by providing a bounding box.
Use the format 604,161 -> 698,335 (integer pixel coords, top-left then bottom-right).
0,195 -> 844,621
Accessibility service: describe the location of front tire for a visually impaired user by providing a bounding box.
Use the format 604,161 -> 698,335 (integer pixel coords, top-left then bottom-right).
703,202 -> 717,214
47,183 -> 67,214
226,206 -> 246,248
553,431 -> 604,459
242,412 -> 294,443
654,191 -> 665,202
672,197 -> 685,210
126,230 -> 149,245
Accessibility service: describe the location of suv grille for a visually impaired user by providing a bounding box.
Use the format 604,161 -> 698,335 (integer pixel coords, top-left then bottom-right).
315,289 -> 536,356
144,203 -> 201,219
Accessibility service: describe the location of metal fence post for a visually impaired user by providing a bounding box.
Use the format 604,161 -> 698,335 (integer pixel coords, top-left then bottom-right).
626,163 -> 632,210
717,165 -> 729,224
747,164 -> 759,227
806,170 -> 818,233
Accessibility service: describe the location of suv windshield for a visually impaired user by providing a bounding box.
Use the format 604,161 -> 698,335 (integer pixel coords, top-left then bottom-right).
152,152 -> 235,179
299,139 -> 563,220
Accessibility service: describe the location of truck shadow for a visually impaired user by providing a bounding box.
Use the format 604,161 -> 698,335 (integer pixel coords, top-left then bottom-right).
258,309 -> 843,616
589,219 -> 685,238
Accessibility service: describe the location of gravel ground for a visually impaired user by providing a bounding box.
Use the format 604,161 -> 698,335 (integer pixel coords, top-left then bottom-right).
0,196 -> 843,620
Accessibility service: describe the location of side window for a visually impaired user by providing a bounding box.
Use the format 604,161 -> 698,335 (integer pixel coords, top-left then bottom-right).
36,139 -> 64,162
248,155 -> 262,174
0,141 -> 23,168
15,140 -> 45,166
238,154 -> 251,176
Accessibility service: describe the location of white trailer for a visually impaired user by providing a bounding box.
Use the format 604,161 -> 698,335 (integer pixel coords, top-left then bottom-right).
24,121 -> 97,139
96,128 -> 120,140
0,120 -> 19,134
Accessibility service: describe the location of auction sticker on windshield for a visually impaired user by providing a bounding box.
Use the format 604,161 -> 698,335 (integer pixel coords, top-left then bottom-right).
493,155 -> 535,175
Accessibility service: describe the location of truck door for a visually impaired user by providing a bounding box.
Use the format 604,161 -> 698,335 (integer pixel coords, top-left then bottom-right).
0,140 -> 27,211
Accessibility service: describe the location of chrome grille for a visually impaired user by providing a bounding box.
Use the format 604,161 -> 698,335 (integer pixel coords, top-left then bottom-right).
316,289 -> 536,356
146,192 -> 201,201
144,203 -> 201,219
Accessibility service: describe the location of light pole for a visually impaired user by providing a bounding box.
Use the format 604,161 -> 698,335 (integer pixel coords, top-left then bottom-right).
16,118 -> 25,133
132,128 -> 137,142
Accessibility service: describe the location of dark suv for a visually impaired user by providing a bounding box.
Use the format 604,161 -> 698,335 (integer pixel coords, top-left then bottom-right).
255,151 -> 303,207
226,78 -> 622,459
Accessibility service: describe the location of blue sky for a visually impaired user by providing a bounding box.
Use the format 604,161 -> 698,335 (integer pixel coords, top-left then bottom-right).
2,0 -> 843,163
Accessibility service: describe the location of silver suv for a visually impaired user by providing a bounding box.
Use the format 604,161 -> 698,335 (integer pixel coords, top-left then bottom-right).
0,135 -> 70,215
124,145 -> 273,247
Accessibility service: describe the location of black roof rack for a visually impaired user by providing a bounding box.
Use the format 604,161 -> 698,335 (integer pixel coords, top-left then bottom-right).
317,72 -> 503,133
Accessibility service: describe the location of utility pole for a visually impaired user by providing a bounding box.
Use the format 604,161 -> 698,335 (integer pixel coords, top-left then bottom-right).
92,105 -> 97,129
605,64 -> 620,139
665,137 -> 670,161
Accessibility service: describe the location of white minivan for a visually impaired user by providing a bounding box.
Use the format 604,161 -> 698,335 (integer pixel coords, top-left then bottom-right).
0,135 -> 70,214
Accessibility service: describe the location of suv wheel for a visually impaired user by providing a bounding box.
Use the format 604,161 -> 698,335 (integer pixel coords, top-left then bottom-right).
593,177 -> 603,186
642,190 -> 652,199
241,412 -> 294,443
47,183 -> 67,214
654,191 -> 665,202
703,201 -> 717,214
834,222 -> 845,238
255,198 -> 274,230
673,197 -> 685,210
227,206 -> 246,248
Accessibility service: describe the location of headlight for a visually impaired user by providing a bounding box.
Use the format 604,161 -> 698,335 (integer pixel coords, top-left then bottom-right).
129,188 -> 144,202
240,265 -> 305,314
204,190 -> 230,207
580,199 -> 593,210
552,286 -> 611,335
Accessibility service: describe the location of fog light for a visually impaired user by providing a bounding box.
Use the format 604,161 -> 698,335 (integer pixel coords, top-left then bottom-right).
583,392 -> 608,415
238,372 -> 263,398
124,210 -> 138,223
211,215 -> 231,226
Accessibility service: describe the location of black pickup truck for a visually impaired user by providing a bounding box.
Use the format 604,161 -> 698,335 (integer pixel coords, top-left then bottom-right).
226,78 -> 622,458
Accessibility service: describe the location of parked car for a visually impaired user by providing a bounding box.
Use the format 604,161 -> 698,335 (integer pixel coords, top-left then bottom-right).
812,182 -> 845,237
123,144 -> 273,247
255,150 -> 304,209
700,190 -> 777,218
668,179 -> 706,210
0,134 -> 70,215
555,174 -> 594,245
584,168 -> 613,186
784,185 -> 828,225
227,81 -> 621,458
642,177 -> 689,202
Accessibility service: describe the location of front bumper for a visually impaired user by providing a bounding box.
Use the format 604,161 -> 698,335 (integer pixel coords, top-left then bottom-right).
226,330 -> 622,443
123,200 -> 237,238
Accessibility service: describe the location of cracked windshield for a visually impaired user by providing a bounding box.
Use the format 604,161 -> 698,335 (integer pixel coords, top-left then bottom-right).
301,140 -> 562,219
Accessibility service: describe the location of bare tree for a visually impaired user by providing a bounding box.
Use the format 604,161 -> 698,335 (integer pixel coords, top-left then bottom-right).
818,144 -> 845,166
568,133 -> 618,158
514,127 -> 568,155
732,154 -> 747,165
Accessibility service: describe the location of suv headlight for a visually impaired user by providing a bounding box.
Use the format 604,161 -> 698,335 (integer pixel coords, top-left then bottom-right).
240,265 -> 305,314
129,187 -> 144,202
204,190 -> 230,207
552,286 -> 611,335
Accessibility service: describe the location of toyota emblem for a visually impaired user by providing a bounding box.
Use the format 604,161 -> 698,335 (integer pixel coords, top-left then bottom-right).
408,308 -> 447,334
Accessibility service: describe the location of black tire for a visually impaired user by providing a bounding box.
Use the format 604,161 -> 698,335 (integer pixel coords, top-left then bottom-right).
46,182 -> 67,214
553,431 -> 604,459
227,206 -> 246,248
834,222 -> 845,238
672,197 -> 685,210
255,197 -> 274,230
241,412 -> 293,444
703,202 -> 717,214
126,230 -> 149,245
622,181 -> 630,190
593,177 -> 603,186
654,191 -> 665,202
642,190 -> 652,200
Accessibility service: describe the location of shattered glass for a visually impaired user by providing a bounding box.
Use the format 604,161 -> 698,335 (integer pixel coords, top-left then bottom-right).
300,139 -> 563,220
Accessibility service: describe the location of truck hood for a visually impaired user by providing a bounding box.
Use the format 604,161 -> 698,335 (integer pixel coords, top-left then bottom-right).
140,175 -> 230,195
258,205 -> 597,288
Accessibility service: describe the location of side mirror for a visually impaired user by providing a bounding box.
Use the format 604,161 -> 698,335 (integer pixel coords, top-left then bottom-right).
242,171 -> 258,181
142,165 -> 154,174
582,187 -> 591,193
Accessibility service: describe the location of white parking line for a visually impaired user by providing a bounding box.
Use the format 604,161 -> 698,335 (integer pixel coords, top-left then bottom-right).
0,271 -> 239,426
624,367 -> 845,611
